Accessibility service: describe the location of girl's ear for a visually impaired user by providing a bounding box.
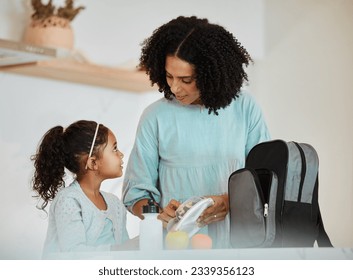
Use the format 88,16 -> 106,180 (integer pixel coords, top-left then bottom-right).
85,156 -> 98,171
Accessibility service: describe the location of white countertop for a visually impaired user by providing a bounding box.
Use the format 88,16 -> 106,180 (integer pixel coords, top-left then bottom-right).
46,247 -> 353,260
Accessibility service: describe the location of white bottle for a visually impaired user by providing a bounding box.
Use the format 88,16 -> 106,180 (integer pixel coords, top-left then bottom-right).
139,200 -> 163,251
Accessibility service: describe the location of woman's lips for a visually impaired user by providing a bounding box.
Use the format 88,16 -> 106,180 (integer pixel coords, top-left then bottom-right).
176,95 -> 186,100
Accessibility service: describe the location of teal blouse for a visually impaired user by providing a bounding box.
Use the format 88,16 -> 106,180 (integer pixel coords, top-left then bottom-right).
122,91 -> 270,248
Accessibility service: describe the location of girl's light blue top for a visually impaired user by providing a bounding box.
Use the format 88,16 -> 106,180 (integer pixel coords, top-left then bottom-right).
43,180 -> 129,256
122,92 -> 270,248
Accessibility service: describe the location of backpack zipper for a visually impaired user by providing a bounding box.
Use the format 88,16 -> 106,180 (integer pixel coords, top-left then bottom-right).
250,169 -> 269,218
264,203 -> 269,217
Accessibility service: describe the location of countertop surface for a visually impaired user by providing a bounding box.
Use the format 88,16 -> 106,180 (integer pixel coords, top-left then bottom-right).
46,247 -> 353,260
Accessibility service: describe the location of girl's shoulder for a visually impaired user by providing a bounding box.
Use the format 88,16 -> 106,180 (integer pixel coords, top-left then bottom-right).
49,181 -> 86,212
52,181 -> 86,204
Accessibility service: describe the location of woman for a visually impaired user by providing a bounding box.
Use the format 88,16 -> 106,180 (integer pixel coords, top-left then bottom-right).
122,16 -> 270,248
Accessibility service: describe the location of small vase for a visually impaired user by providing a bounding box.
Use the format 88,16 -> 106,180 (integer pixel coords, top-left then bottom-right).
23,16 -> 74,49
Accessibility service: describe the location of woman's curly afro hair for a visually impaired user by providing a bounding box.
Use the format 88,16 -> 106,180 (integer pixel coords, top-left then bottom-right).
139,16 -> 252,115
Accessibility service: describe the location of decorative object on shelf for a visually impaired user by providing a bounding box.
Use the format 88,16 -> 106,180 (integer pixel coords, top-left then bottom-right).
23,0 -> 85,49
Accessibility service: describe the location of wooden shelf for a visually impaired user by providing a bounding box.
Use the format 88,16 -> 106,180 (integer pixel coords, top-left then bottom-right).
0,59 -> 155,93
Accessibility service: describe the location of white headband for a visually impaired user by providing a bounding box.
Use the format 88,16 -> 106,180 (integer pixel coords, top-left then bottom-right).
85,123 -> 100,170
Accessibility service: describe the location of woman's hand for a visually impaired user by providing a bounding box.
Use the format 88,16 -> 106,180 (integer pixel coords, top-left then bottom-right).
197,194 -> 229,226
132,199 -> 150,219
157,199 -> 181,228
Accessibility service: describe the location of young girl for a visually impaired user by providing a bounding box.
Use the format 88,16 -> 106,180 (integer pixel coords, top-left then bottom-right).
32,120 -> 130,255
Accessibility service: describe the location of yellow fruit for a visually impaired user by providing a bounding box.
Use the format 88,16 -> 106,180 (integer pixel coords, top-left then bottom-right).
165,231 -> 189,250
191,233 -> 212,249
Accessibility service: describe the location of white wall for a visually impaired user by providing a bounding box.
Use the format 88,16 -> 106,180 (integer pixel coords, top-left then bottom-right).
0,0 -> 352,259
252,0 -> 353,249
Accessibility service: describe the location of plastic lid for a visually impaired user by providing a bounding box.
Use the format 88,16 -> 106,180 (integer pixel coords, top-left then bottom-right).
142,200 -> 159,213
166,196 -> 214,237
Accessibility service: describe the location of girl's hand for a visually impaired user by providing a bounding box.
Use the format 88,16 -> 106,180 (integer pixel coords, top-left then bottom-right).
197,194 -> 229,226
157,199 -> 181,228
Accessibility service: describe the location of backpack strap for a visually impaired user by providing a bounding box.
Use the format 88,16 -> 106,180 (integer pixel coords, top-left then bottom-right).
317,208 -> 333,247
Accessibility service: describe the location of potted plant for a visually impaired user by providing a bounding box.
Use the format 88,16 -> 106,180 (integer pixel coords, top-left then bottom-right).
23,0 -> 85,49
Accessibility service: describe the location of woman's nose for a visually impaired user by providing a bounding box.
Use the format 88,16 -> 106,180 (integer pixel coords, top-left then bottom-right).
170,80 -> 181,93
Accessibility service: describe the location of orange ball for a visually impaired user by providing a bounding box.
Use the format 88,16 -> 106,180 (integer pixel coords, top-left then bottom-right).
191,233 -> 213,249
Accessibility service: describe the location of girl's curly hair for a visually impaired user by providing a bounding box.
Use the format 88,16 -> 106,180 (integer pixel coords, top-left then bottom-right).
139,16 -> 252,115
31,120 -> 108,210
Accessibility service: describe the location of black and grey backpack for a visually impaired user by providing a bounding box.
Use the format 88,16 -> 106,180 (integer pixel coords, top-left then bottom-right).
228,139 -> 332,248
